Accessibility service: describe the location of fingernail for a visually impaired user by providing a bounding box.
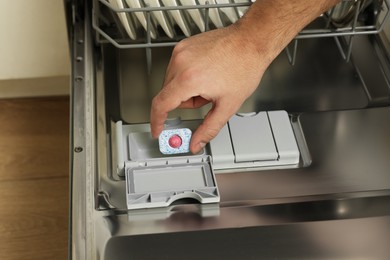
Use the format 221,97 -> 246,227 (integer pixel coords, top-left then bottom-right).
199,142 -> 206,149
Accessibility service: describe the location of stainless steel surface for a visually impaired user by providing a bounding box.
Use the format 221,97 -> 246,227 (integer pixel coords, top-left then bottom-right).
105,206 -> 390,259
94,50 -> 390,259
69,0 -> 390,259
86,106 -> 390,259
111,34 -> 386,124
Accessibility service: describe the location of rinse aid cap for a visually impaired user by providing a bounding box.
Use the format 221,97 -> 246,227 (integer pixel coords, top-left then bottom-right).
158,128 -> 192,154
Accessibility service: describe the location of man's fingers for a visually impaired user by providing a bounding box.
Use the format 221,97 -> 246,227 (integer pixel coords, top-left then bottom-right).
150,99 -> 169,138
150,81 -> 200,138
150,89 -> 180,138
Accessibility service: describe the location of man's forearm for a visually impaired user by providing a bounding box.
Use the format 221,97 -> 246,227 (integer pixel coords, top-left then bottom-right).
234,0 -> 341,67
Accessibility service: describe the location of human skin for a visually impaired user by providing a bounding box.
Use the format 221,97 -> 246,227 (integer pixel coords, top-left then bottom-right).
151,0 -> 341,154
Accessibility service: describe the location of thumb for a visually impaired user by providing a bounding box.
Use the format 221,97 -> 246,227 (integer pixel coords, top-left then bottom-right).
190,102 -> 237,154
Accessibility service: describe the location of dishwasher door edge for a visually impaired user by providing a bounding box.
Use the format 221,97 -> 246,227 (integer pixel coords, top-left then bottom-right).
69,0 -> 97,259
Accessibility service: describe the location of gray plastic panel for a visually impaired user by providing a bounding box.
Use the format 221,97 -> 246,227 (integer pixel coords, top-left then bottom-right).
209,124 -> 235,169
268,111 -> 300,164
128,132 -> 162,160
209,111 -> 301,171
126,161 -> 220,210
229,112 -> 278,162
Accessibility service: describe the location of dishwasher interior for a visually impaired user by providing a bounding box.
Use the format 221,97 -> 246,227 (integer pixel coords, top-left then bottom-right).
69,0 -> 390,259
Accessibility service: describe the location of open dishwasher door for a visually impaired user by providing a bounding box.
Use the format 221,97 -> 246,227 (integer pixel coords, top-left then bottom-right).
67,0 -> 390,259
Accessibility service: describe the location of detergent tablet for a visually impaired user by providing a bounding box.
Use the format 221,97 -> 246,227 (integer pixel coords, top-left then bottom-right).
158,128 -> 192,154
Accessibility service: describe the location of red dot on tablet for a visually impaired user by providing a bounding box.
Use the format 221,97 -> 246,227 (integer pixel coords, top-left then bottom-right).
168,135 -> 182,148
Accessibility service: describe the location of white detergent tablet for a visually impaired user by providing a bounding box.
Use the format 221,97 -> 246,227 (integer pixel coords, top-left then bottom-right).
158,128 -> 192,154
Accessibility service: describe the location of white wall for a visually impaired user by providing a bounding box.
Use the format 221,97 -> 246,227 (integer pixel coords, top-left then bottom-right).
0,0 -> 70,80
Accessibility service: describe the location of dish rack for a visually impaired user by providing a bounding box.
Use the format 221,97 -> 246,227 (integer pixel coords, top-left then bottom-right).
93,0 -> 390,67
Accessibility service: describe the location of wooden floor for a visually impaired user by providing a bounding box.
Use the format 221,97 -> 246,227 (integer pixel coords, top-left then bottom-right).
0,97 -> 69,260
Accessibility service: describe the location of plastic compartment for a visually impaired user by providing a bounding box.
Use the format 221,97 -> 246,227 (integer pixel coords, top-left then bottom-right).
126,160 -> 219,210
114,110 -> 302,209
114,120 -> 219,210
209,110 -> 300,170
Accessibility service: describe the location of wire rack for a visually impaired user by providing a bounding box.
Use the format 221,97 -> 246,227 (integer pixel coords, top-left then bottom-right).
93,0 -> 390,67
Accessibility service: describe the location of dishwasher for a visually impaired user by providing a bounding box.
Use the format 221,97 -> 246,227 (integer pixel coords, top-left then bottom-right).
66,0 -> 390,259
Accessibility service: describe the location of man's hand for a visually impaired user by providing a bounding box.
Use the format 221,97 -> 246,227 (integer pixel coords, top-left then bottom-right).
151,26 -> 267,153
150,0 -> 340,154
